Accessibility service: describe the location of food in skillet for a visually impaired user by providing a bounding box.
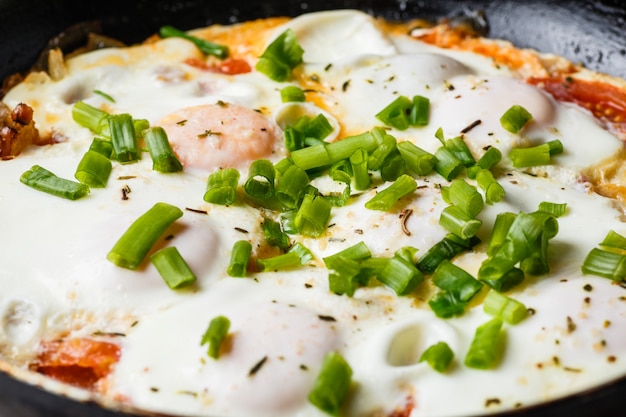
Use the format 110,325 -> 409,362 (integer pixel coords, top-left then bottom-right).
2,9 -> 626,417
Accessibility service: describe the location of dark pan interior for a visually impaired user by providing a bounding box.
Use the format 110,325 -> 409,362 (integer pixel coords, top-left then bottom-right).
2,0 -> 626,416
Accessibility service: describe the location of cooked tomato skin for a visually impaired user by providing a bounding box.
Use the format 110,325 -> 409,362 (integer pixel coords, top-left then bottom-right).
528,76 -> 626,127
33,338 -> 121,389
184,57 -> 251,75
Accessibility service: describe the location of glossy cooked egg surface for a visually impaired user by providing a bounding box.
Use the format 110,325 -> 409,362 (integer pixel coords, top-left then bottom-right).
2,9 -> 626,417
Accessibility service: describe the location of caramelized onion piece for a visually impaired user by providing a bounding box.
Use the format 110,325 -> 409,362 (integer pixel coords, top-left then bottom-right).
0,102 -> 43,160
33,338 -> 121,390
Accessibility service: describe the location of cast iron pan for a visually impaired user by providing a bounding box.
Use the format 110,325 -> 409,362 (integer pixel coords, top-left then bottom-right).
1,0 -> 626,416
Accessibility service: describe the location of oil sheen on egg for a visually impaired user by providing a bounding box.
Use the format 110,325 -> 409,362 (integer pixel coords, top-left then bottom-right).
2,8 -> 626,417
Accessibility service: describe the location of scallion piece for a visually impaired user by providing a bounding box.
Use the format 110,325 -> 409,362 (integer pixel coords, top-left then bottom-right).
377,256 -> 423,295
72,101 -> 109,134
294,194 -> 331,237
89,137 -> 113,158
483,290 -> 527,324
257,242 -> 313,271
204,168 -> 240,205
375,96 -> 412,130
365,174 -> 417,211
107,202 -> 183,270
475,168 -> 505,204
255,29 -> 303,82
428,290 -> 467,318
74,150 -> 112,188
133,119 -> 150,139
538,201 -> 567,218
350,148 -> 371,190
419,341 -> 454,373
444,179 -> 483,218
328,257 -> 365,296
324,242 -> 372,270
397,141 -> 436,176
109,113 -> 140,163
464,317 -> 504,369
263,218 -> 290,250
244,159 -> 275,200
150,246 -> 197,289
487,212 -> 517,256
367,130 -> 397,171
280,85 -> 306,102
395,246 -> 419,265
439,205 -> 482,240
417,234 -> 479,274
227,240 -> 252,277
600,230 -> 626,251
509,139 -> 563,168
20,165 -> 90,200
380,152 -> 407,182
274,157 -> 294,176
409,95 -> 430,126
432,260 -> 483,302
444,136 -> 475,167
434,146 -> 464,180
275,164 -> 309,209
308,351 -> 353,416
200,316 -> 230,359
475,147 -> 502,171
160,25 -> 229,59
500,104 -> 533,134
144,126 -> 183,173
291,131 -> 380,171
582,248 -> 626,280
479,265 -> 525,292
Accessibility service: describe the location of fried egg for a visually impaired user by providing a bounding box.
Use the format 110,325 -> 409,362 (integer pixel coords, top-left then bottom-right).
2,9 -> 626,417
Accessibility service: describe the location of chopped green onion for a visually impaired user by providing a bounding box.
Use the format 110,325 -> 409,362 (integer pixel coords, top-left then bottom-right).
379,152 -> 407,182
432,260 -> 483,302
409,95 -> 430,126
93,89 -> 115,102
328,257 -> 365,296
487,212 -> 517,256
144,126 -> 183,173
397,141 -> 436,176
350,148 -> 371,190
367,130 -> 397,171
474,147 -> 502,171
582,248 -> 626,280
107,202 -> 183,270
324,242 -> 372,269
255,29 -> 303,82
200,316 -> 230,359
160,25 -> 229,59
439,205 -> 482,240
244,159 -> 275,200
600,230 -> 626,251
500,104 -> 533,134
133,119 -> 150,139
257,242 -> 313,271
274,157 -> 294,176
20,165 -> 90,200
434,146 -> 464,180
291,131 -> 380,171
227,240 -> 252,277
395,246 -> 419,265
275,164 -> 309,209
365,174 -> 417,211
419,341 -> 454,373
483,290 -> 527,324
150,246 -> 197,289
428,291 -> 467,318
443,179 -> 483,218
108,113 -> 140,163
475,168 -> 505,204
308,351 -> 352,416
280,85 -> 306,102
464,317 -> 503,369
263,218 -> 290,250
377,256 -> 423,295
509,139 -> 563,168
89,138 -> 113,158
74,150 -> 112,188
479,265 -> 525,292
443,136 -> 475,167
294,194 -> 331,237
204,168 -> 240,205
72,101 -> 109,134
375,96 -> 412,130
417,234 -> 479,274
538,201 -> 567,217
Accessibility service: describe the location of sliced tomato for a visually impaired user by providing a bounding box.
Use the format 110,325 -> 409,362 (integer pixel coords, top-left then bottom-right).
528,76 -> 626,127
184,57 -> 251,75
34,338 -> 121,389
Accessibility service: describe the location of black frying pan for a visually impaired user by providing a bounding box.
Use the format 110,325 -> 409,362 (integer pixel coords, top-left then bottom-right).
1,0 -> 626,416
